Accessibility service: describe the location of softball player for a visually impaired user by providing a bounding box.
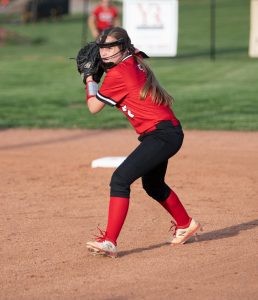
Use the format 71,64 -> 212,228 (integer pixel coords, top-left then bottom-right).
88,0 -> 120,39
85,27 -> 201,258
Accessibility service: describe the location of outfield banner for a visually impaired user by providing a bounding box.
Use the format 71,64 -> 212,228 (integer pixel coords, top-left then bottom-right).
249,0 -> 258,57
123,0 -> 178,57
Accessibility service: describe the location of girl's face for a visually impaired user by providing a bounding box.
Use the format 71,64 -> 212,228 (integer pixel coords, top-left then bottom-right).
99,36 -> 124,65
102,0 -> 110,5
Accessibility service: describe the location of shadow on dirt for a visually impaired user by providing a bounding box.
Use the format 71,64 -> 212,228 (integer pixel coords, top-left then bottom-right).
119,242 -> 169,258
193,219 -> 258,243
119,219 -> 258,257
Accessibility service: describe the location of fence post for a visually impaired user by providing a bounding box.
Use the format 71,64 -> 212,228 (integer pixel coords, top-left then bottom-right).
81,0 -> 89,46
210,0 -> 216,60
32,0 -> 39,22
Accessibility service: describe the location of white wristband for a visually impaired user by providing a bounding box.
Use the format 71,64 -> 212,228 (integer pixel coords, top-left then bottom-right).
86,81 -> 98,101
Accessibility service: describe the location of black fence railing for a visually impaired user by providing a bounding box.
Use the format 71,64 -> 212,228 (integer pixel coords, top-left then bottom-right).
0,0 -> 251,59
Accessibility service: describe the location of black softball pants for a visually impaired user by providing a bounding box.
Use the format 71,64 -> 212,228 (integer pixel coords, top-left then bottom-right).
110,121 -> 184,202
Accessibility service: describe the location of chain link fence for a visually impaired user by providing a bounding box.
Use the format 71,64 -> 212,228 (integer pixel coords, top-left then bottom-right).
177,0 -> 249,58
0,0 -> 251,58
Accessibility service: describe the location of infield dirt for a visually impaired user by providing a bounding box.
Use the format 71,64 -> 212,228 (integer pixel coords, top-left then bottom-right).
1,129 -> 257,300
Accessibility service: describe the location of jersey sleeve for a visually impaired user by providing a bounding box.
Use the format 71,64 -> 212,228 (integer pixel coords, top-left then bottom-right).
112,7 -> 118,18
96,69 -> 127,107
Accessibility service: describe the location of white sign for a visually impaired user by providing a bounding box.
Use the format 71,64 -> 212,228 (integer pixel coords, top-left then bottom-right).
249,0 -> 258,58
123,0 -> 178,57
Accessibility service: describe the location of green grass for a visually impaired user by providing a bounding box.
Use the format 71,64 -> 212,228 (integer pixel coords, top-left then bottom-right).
0,0 -> 257,130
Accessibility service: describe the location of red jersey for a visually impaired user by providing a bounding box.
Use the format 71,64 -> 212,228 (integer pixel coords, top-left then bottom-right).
93,5 -> 118,31
96,55 -> 179,135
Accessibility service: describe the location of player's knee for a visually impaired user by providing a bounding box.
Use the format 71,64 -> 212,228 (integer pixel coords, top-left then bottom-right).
142,181 -> 170,202
110,169 -> 131,198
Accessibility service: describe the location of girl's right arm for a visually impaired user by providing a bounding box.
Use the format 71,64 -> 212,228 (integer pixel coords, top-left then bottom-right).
88,14 -> 99,39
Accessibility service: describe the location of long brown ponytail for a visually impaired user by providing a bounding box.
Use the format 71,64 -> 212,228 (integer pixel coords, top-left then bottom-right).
133,55 -> 174,106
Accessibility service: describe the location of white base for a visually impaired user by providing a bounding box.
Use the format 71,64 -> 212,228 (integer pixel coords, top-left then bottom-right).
91,156 -> 127,168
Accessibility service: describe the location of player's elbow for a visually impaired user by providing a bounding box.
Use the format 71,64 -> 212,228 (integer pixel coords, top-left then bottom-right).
87,103 -> 98,114
86,97 -> 105,114
86,100 -> 101,114
88,107 -> 99,114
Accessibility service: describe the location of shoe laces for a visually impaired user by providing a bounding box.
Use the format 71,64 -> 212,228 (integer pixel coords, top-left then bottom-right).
169,220 -> 177,237
94,225 -> 107,242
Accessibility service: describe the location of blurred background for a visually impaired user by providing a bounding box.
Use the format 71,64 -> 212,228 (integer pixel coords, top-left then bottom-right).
0,0 -> 257,130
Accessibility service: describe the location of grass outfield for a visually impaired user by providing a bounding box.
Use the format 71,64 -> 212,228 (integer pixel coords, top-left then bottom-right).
0,0 -> 257,130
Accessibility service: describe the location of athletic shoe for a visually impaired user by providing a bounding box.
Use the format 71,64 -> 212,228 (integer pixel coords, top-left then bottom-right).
86,226 -> 117,258
169,219 -> 202,245
86,240 -> 117,258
